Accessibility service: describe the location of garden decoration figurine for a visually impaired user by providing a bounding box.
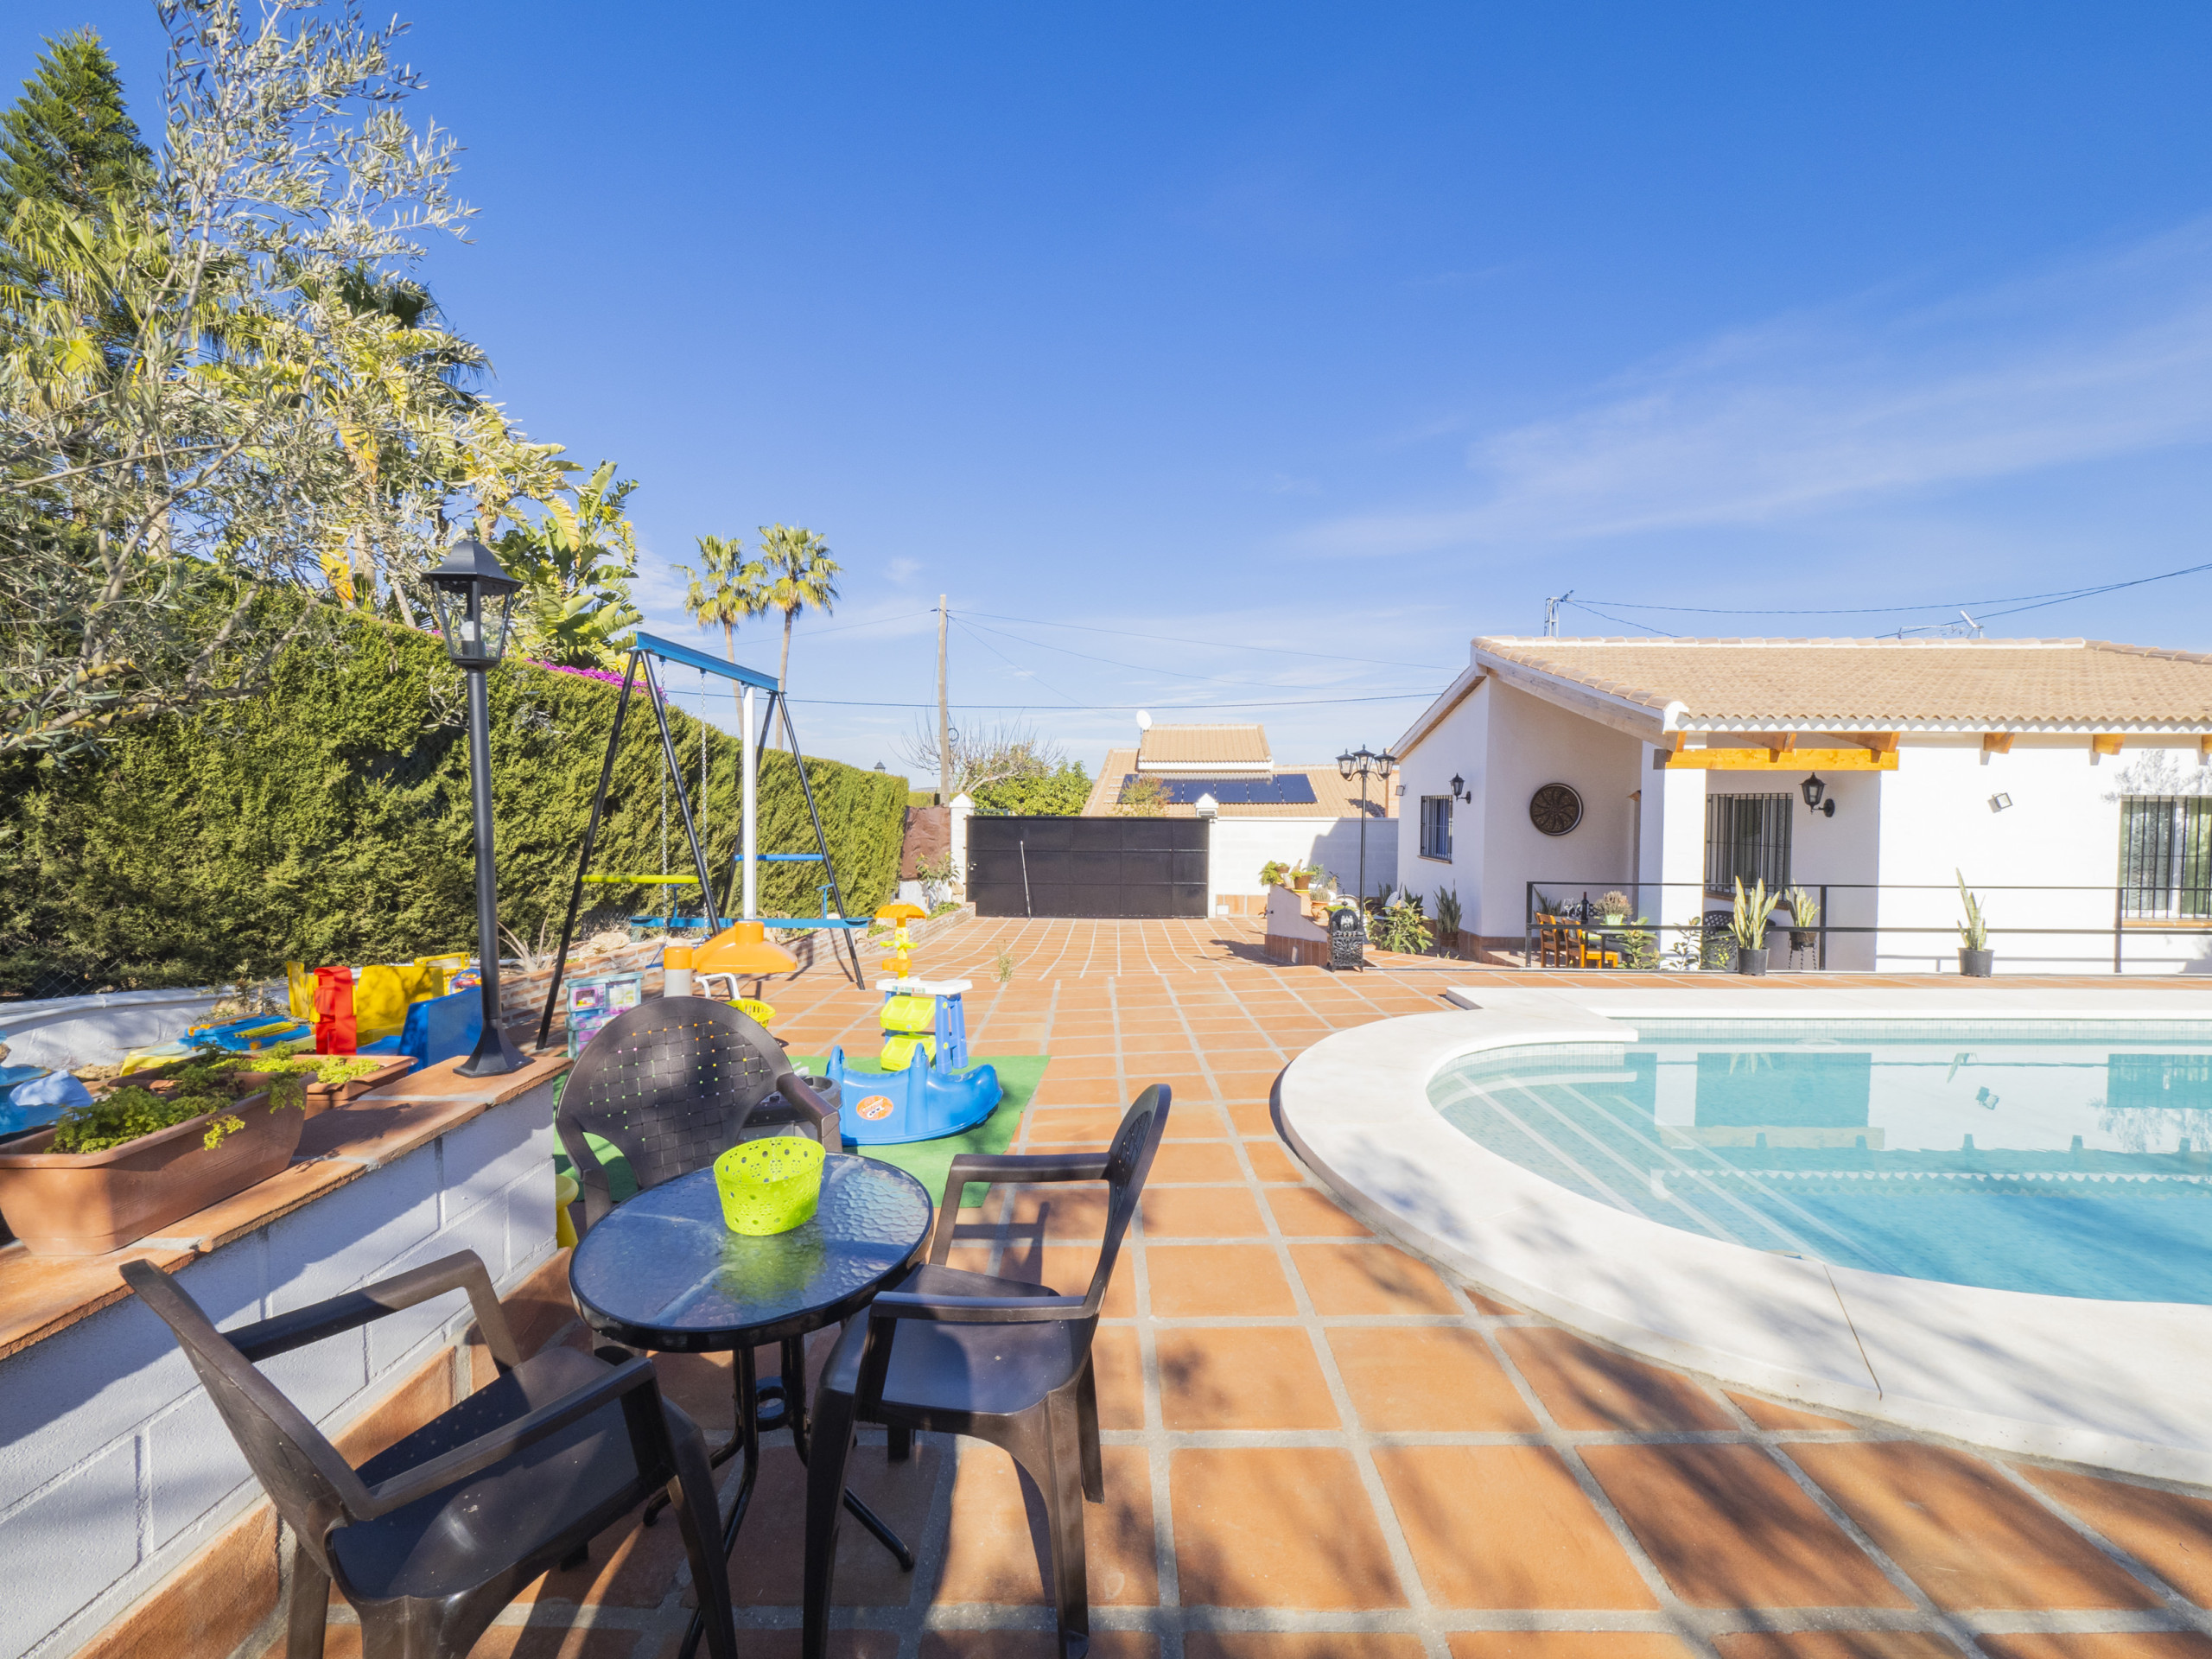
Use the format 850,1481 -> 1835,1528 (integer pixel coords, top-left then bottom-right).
875,902 -> 928,982
426,536 -> 530,1077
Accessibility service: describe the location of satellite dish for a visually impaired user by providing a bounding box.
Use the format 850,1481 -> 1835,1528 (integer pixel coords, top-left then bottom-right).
1135,710 -> 1153,732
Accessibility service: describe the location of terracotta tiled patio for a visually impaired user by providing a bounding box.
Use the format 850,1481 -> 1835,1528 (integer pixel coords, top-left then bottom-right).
282,919 -> 2212,1659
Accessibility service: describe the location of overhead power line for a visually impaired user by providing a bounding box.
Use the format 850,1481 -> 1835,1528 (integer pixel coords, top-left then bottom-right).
785,691 -> 1437,712
962,609 -> 1454,671
1573,558 -> 2212,620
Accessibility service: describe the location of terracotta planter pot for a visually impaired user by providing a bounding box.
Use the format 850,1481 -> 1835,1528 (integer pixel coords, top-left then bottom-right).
1292,875 -> 1310,892
0,1090 -> 303,1256
301,1056 -> 415,1111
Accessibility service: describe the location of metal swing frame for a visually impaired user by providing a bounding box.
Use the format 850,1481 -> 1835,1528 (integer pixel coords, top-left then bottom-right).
537,632 -> 866,1049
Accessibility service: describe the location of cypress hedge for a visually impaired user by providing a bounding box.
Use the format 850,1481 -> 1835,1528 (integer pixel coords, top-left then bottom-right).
0,614 -> 908,994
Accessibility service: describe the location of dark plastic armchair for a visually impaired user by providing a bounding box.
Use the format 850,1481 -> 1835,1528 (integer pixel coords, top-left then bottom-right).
801,1084 -> 1172,1659
121,1250 -> 736,1659
556,997 -> 839,1239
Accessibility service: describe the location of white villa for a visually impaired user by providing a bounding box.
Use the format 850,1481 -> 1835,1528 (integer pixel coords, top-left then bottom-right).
1392,636 -> 2212,973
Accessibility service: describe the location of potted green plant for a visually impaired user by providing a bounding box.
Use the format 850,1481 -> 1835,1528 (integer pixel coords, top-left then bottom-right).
0,1077 -> 308,1255
1782,886 -> 1820,953
1291,866 -> 1312,893
1259,860 -> 1292,888
1957,870 -> 1993,976
1729,877 -> 1780,975
1599,891 -> 1630,925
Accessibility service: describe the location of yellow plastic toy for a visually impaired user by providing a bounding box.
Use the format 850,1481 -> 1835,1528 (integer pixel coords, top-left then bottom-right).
878,993 -> 938,1070
732,997 -> 776,1027
874,903 -> 928,979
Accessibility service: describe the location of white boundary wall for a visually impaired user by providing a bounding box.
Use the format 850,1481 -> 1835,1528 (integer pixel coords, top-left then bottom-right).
0,1078 -> 560,1659
1208,817 -> 1399,912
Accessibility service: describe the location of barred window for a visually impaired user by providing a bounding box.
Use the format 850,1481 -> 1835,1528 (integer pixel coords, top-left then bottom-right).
1419,795 -> 1452,860
1704,792 -> 1792,893
2120,797 -> 2212,919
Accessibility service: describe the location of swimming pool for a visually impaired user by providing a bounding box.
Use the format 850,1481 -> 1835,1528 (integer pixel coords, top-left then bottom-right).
1428,1024 -> 2212,1303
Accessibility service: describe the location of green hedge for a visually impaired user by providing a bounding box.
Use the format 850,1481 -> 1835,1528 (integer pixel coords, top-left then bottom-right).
0,614 -> 909,993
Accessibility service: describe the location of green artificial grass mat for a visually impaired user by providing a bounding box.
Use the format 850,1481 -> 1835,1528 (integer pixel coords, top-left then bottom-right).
793,1054 -> 1048,1209
552,1057 -> 1049,1212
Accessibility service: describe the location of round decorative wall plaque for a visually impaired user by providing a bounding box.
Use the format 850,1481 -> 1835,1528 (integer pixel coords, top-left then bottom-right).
1529,782 -> 1583,836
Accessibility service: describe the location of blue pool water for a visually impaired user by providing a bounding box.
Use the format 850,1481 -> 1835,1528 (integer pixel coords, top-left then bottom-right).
1428,1026 -> 2212,1302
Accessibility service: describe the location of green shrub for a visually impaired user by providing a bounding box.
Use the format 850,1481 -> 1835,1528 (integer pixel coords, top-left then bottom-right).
0,613 -> 907,991
53,1086 -> 243,1153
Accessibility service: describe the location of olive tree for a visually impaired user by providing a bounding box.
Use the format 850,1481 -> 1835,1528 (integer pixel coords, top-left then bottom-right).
0,0 -> 524,760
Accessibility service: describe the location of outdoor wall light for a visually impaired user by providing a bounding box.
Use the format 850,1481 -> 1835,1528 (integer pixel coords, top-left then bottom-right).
427,537 -> 529,1077
1450,772 -> 1471,803
1800,772 -> 1836,817
1990,793 -> 2012,813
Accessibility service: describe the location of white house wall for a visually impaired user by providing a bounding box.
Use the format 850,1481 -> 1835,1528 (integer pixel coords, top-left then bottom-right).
1478,683 -> 1643,941
1394,681 -> 1490,925
1872,739 -> 2212,975
1210,817 -> 1399,912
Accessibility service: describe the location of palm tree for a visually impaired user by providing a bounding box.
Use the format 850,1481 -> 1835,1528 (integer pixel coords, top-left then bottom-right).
674,533 -> 768,741
754,524 -> 839,747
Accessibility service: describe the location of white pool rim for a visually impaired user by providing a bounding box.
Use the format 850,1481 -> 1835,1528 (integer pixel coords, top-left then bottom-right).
1275,986 -> 2212,1484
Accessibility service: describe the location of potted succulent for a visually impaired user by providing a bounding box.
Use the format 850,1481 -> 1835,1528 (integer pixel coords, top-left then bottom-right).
1957,870 -> 1993,976
0,1076 -> 308,1255
1729,876 -> 1780,976
1783,886 -> 1820,953
1599,891 -> 1630,925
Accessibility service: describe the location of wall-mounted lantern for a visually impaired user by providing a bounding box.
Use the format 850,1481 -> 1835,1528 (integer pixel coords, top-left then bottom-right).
1989,793 -> 2012,813
1801,772 -> 1836,817
1449,772 -> 1473,803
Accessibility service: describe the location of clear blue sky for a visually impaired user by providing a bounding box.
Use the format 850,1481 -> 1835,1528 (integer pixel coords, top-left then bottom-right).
16,4 -> 2212,774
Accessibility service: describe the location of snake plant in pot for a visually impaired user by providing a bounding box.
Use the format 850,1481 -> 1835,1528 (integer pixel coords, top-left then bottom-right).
1730,877 -> 1781,976
1957,870 -> 1993,976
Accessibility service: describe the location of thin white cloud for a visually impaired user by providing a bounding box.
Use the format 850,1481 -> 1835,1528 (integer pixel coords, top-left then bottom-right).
1294,221 -> 2212,556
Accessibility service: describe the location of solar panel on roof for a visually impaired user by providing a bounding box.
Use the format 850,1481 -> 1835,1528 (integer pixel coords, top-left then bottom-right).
1117,774 -> 1319,806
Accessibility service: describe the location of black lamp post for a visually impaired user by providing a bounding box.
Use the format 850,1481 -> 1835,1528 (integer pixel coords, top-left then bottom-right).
427,537 -> 529,1077
1336,744 -> 1398,906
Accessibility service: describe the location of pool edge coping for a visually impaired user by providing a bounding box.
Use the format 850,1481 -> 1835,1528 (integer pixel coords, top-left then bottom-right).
1277,1002 -> 2212,1487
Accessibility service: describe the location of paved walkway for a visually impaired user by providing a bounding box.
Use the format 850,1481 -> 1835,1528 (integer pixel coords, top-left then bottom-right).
282,920 -> 2212,1659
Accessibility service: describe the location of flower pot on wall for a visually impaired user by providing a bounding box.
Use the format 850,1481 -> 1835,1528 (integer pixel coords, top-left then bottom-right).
0,1091 -> 302,1255
1292,875 -> 1310,892
1960,948 -> 1994,977
1789,929 -> 1815,951
1734,947 -> 1770,976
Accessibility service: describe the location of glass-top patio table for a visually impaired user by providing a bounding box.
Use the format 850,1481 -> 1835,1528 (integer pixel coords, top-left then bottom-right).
569,1153 -> 934,1659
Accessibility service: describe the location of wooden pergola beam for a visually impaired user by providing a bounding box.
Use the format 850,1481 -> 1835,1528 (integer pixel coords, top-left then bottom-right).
2092,734 -> 2124,756
1981,733 -> 2014,755
1654,747 -> 1897,772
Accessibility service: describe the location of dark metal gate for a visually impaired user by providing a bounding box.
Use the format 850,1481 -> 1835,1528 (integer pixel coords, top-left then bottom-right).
967,817 -> 1210,918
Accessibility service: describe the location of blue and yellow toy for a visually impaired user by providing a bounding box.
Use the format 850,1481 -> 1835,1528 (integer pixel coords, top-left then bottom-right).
827,974 -> 1001,1145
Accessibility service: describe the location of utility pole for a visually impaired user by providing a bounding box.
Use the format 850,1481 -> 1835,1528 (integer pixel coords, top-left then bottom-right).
1545,589 -> 1573,637
937,594 -> 952,805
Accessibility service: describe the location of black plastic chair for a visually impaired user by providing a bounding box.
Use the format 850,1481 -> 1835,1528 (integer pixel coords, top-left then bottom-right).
555,995 -> 880,1548
801,1084 -> 1172,1659
556,998 -> 840,1240
121,1250 -> 736,1659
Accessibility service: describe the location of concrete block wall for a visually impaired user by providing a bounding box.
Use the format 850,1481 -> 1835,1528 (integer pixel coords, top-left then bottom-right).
0,1080 -> 560,1659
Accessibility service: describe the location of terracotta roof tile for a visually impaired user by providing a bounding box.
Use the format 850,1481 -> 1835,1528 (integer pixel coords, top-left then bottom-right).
1471,636 -> 2212,731
1137,722 -> 1271,769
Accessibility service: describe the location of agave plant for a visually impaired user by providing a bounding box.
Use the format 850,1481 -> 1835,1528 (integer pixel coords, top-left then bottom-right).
1956,870 -> 1989,950
1730,877 -> 1780,952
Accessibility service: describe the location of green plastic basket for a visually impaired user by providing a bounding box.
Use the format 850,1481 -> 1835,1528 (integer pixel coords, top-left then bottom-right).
713,1136 -> 825,1236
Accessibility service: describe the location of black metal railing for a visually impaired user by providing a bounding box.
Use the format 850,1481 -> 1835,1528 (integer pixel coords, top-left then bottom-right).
1523,880 -> 2197,974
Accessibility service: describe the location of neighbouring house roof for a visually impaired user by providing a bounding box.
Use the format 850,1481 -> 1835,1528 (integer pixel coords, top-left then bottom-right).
1135,722 -> 1271,772
1398,637 -> 2212,750
1081,750 -> 1395,818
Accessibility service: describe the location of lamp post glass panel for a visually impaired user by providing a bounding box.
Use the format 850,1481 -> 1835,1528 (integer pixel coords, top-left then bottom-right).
1335,746 -> 1397,909
428,537 -> 529,1076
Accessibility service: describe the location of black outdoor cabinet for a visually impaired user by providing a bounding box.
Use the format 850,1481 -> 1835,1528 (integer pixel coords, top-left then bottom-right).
967,816 -> 1210,918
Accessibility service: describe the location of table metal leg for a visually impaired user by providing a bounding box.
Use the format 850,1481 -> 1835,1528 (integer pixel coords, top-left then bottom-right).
674,1342 -> 913,1659
780,1337 -> 917,1572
